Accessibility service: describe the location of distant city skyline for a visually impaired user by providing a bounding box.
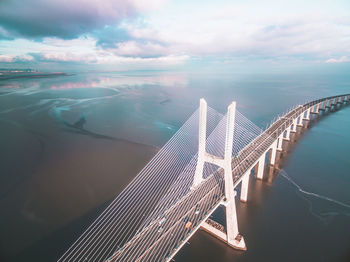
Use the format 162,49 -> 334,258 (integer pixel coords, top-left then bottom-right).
0,0 -> 350,71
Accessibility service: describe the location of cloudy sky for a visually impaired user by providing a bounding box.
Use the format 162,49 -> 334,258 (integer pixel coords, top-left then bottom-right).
0,0 -> 349,71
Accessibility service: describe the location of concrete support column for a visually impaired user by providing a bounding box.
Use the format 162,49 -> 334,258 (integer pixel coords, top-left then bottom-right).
321,101 -> 327,110
333,98 -> 338,106
277,135 -> 283,151
226,192 -> 239,239
284,127 -> 291,141
297,115 -> 303,126
240,171 -> 250,202
291,119 -> 297,132
311,103 -> 321,114
304,108 -> 311,120
225,192 -> 246,250
270,140 -> 278,165
316,103 -> 320,113
256,154 -> 265,180
224,102 -> 246,250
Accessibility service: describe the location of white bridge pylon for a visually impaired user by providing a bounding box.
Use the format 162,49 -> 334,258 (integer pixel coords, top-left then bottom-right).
192,98 -> 246,250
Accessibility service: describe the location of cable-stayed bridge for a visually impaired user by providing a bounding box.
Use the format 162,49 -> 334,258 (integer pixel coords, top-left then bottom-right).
58,94 -> 350,262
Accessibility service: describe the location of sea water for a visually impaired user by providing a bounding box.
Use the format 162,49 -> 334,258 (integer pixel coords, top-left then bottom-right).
0,71 -> 349,261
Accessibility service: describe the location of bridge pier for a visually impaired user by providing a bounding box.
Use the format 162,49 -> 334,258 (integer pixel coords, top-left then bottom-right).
303,108 -> 311,121
270,140 -> 278,165
290,129 -> 297,141
291,119 -> 298,132
319,100 -> 327,111
284,127 -> 291,141
345,96 -> 349,104
277,135 -> 283,151
221,192 -> 246,250
311,105 -> 316,114
296,115 -> 303,127
333,98 -> 339,110
331,98 -> 338,109
267,164 -> 277,184
256,154 -> 266,180
240,171 -> 250,202
311,103 -> 320,114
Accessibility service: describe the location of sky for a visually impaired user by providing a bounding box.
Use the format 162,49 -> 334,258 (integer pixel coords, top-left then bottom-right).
0,0 -> 350,71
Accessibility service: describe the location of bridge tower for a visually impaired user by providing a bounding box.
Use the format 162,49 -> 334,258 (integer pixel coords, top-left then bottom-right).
192,99 -> 246,250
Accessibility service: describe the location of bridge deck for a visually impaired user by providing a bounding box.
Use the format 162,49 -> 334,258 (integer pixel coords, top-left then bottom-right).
58,94 -> 350,262
109,94 -> 350,262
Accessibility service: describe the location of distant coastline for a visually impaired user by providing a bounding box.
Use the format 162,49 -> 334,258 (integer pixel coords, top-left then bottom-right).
0,69 -> 71,80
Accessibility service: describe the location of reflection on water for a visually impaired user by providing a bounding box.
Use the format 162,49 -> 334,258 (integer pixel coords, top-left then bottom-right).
0,71 -> 349,261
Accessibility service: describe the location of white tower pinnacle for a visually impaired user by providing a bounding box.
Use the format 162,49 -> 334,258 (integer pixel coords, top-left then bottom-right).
192,99 -> 207,188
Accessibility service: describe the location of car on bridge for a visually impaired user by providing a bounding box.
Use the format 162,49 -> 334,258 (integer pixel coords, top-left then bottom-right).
159,217 -> 166,226
185,221 -> 192,229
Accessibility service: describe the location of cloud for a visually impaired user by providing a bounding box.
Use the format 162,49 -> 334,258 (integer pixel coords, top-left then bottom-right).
26,50 -> 188,66
112,1 -> 350,61
325,56 -> 350,63
0,0 -> 166,39
107,40 -> 169,58
138,15 -> 350,58
0,54 -> 34,62
1,0 -> 350,67
0,55 -> 13,62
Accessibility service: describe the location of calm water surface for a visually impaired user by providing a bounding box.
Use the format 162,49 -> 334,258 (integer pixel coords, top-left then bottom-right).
0,71 -> 349,261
